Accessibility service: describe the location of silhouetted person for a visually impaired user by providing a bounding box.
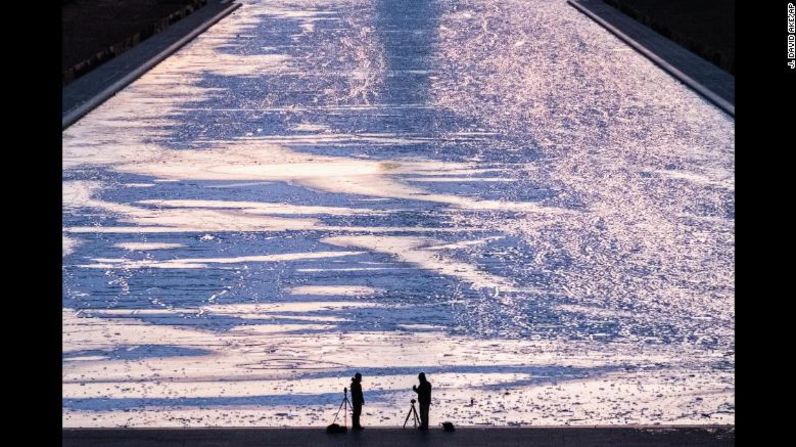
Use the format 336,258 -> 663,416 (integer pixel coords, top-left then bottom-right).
351,372 -> 364,430
412,372 -> 432,430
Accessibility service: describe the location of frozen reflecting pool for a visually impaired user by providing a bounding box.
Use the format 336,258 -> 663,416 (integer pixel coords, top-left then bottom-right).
63,0 -> 734,427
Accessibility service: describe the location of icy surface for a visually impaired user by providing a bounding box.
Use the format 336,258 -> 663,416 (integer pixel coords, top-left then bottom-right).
62,0 -> 734,427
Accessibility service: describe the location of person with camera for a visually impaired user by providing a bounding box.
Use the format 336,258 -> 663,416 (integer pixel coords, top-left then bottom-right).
412,372 -> 432,430
350,372 -> 365,430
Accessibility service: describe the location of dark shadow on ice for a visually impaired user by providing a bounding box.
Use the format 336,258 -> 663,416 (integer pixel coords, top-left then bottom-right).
64,345 -> 211,361
62,363 -> 623,412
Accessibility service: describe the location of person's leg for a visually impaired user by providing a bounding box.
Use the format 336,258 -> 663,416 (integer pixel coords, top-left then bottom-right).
419,405 -> 429,429
353,404 -> 362,428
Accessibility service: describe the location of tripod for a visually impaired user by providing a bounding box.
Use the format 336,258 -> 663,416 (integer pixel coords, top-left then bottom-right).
403,399 -> 421,429
332,387 -> 351,428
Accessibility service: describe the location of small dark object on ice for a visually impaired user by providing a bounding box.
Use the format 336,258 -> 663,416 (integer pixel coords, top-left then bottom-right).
326,423 -> 347,433
442,422 -> 455,432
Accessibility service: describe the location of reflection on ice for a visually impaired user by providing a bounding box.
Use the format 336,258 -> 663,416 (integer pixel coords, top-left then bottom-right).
138,199 -> 386,216
63,235 -> 81,257
324,235 -> 521,292
79,251 -> 364,269
114,242 -> 185,251
288,285 -> 382,296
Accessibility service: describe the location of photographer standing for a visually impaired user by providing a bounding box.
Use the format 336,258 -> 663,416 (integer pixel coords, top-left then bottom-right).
350,372 -> 364,430
412,372 -> 432,430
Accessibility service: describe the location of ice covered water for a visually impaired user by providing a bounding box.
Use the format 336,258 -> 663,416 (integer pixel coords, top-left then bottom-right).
62,0 -> 734,427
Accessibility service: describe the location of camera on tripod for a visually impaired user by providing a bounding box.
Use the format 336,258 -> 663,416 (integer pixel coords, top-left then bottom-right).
403,397 -> 420,428
327,386 -> 351,433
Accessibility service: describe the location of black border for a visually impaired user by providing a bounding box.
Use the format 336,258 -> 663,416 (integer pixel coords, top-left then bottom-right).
39,0 -> 796,443
8,2 -> 61,445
